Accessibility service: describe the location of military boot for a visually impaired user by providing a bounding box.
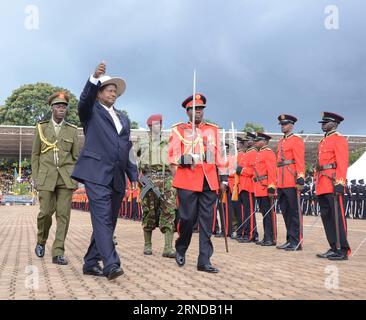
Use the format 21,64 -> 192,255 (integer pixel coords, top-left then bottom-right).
162,230 -> 176,258
143,230 -> 153,255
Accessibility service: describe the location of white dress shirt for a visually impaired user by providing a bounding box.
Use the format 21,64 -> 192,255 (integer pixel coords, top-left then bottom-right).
89,74 -> 123,134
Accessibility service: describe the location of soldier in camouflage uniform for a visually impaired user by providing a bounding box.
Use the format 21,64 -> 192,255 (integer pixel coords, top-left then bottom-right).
136,114 -> 177,258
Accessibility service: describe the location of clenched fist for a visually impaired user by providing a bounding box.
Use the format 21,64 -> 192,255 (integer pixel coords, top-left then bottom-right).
93,61 -> 106,78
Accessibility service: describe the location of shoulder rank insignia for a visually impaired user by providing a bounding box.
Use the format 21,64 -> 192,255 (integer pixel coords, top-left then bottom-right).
205,122 -> 219,128
171,122 -> 184,128
66,122 -> 78,129
293,134 -> 303,139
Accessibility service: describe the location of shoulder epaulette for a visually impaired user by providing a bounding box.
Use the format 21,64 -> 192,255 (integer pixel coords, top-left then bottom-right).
262,147 -> 272,152
38,120 -> 49,125
171,122 -> 184,128
65,122 -> 78,129
293,134 -> 303,140
205,122 -> 219,128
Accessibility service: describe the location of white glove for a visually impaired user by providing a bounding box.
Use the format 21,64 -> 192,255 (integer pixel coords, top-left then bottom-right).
190,153 -> 201,163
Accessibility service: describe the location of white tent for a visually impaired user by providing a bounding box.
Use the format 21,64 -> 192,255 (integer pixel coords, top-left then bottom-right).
347,151 -> 366,182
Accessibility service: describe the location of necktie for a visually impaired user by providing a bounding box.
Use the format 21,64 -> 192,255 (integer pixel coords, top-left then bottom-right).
54,124 -> 61,138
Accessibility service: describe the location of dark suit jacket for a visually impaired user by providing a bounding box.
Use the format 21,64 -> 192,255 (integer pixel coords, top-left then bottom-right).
71,79 -> 138,193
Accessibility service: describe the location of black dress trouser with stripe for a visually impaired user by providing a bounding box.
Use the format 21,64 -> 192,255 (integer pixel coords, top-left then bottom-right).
176,188 -> 217,267
277,187 -> 302,247
318,193 -> 351,256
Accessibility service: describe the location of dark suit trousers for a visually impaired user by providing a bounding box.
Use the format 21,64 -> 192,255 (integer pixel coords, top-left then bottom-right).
176,188 -> 217,266
318,194 -> 351,256
84,180 -> 124,274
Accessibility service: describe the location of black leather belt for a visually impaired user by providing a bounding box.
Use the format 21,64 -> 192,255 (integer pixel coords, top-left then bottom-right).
277,159 -> 295,167
317,163 -> 336,171
254,175 -> 267,182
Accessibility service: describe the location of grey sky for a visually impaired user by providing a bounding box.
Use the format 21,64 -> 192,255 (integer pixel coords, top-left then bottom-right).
1,0 -> 365,134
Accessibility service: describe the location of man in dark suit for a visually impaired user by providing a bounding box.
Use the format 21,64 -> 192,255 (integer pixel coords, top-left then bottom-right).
72,62 -> 138,280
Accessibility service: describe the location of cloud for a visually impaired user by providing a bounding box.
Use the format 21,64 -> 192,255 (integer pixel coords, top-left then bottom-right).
0,0 -> 365,134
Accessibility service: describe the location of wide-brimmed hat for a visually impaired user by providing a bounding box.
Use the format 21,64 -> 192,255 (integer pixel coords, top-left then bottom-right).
99,75 -> 126,97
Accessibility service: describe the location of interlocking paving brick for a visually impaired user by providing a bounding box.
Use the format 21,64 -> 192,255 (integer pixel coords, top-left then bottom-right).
0,206 -> 365,300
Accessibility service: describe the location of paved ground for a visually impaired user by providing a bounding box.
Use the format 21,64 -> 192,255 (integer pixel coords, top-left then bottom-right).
0,205 -> 365,300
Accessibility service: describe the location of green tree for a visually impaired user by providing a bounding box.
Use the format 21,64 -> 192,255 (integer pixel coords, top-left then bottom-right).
204,118 -> 221,128
349,147 -> 365,166
120,110 -> 139,129
130,121 -> 139,129
242,122 -> 264,133
0,83 -> 79,126
12,181 -> 32,195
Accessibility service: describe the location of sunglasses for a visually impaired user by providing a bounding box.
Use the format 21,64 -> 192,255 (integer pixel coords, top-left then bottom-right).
52,103 -> 68,109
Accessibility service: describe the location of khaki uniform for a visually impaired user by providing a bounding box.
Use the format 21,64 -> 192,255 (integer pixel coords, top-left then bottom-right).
31,119 -> 79,257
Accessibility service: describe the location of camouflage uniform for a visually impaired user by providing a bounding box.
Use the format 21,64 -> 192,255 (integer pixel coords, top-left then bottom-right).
141,166 -> 176,233
136,130 -> 177,257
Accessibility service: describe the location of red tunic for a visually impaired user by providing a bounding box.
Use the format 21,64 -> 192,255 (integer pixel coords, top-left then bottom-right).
276,133 -> 305,188
226,154 -> 237,193
237,147 -> 257,193
253,147 -> 277,197
315,131 -> 348,195
168,121 -> 226,192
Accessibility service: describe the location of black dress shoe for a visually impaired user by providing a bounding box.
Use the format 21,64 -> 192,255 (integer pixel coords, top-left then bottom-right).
106,266 -> 124,280
276,242 -> 291,250
261,241 -> 276,246
327,253 -> 348,261
197,264 -> 219,273
237,238 -> 252,243
83,265 -> 104,277
285,244 -> 302,251
316,249 -> 335,259
175,252 -> 185,267
255,239 -> 265,245
214,232 -> 224,238
35,244 -> 45,258
52,256 -> 68,265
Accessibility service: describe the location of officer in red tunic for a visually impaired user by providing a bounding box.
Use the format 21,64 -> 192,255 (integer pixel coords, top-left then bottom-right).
253,133 -> 277,246
315,112 -> 351,260
216,141 -> 237,238
235,132 -> 259,242
168,94 -> 227,273
276,115 -> 305,251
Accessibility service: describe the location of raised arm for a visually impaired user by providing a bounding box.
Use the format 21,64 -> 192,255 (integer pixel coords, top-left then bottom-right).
78,62 -> 105,123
